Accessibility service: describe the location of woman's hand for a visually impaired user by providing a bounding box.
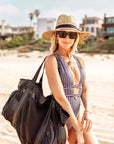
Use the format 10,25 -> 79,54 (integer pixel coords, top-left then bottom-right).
76,131 -> 84,144
75,123 -> 83,144
81,110 -> 93,133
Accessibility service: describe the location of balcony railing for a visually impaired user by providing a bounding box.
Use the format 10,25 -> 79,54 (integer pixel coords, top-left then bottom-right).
102,31 -> 114,34
102,23 -> 114,27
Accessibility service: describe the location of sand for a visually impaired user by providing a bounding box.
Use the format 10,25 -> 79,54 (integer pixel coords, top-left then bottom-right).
0,50 -> 114,144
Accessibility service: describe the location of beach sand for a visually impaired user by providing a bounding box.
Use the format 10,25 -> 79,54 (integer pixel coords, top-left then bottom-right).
0,50 -> 114,144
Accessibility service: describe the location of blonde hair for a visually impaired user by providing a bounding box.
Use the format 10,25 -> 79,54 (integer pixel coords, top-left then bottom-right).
50,32 -> 79,54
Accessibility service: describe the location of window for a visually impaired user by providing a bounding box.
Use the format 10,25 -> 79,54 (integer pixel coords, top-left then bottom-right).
5,27 -> 10,30
91,27 -> 94,32
47,26 -> 51,30
47,20 -> 53,23
12,28 -> 17,31
86,19 -> 95,24
46,18 -> 56,23
86,27 -> 89,32
109,36 -> 114,39
106,27 -> 114,33
106,18 -> 114,24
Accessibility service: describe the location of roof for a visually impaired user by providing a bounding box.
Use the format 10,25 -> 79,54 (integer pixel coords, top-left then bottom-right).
84,16 -> 103,21
0,25 -> 33,29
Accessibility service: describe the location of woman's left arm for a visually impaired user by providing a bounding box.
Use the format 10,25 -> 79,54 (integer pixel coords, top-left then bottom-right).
77,55 -> 93,133
81,81 -> 93,133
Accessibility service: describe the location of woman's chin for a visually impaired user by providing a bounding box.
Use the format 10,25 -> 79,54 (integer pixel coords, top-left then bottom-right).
62,45 -> 71,49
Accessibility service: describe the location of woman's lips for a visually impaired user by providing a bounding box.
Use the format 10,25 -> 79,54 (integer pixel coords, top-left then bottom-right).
63,42 -> 70,45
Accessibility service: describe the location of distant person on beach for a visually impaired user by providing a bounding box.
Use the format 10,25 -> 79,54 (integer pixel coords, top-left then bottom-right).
42,14 -> 99,144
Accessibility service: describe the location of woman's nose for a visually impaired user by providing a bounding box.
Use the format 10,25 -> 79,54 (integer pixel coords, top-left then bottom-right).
65,34 -> 70,39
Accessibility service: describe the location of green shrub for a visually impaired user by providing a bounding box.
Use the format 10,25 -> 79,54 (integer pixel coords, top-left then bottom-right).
0,32 -> 34,49
5,36 -> 25,48
80,38 -> 114,53
22,32 -> 34,41
34,38 -> 50,45
77,41 -> 86,50
97,39 -> 114,50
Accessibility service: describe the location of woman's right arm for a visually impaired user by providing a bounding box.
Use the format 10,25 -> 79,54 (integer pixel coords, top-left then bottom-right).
45,55 -> 82,132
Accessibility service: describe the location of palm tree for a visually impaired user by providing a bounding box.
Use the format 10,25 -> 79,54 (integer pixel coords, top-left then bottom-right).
34,9 -> 40,38
29,12 -> 34,26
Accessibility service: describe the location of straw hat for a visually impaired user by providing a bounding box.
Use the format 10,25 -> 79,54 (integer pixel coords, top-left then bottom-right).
42,14 -> 91,41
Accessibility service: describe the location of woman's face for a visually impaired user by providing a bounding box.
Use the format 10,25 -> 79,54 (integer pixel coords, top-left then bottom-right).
56,31 -> 76,50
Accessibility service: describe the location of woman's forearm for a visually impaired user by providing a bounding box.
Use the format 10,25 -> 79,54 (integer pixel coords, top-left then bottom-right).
54,95 -> 82,132
81,90 -> 91,111
81,81 -> 91,111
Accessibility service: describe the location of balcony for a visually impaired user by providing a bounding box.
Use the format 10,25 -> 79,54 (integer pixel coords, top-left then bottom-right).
102,31 -> 114,39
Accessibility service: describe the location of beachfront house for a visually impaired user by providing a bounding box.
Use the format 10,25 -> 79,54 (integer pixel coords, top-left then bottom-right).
0,20 -> 35,41
80,15 -> 103,38
37,18 -> 56,38
102,13 -> 114,39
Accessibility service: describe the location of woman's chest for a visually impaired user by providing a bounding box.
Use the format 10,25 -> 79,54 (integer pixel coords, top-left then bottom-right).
59,57 -> 81,85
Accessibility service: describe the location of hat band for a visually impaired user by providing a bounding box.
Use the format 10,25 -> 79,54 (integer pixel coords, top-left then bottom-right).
55,24 -> 77,29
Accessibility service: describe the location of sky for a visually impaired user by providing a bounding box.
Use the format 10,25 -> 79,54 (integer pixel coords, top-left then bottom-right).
0,0 -> 114,27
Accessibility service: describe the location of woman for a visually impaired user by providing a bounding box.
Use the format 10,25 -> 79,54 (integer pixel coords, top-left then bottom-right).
42,14 -> 99,144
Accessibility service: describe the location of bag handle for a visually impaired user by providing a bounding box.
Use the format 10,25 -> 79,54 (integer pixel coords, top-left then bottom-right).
32,56 -> 47,83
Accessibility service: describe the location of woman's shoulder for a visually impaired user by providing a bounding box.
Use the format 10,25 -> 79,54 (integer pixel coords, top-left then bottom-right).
46,53 -> 56,61
45,53 -> 57,66
74,53 -> 85,68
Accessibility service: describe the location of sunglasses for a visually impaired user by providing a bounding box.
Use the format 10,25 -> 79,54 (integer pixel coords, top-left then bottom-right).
56,31 -> 77,39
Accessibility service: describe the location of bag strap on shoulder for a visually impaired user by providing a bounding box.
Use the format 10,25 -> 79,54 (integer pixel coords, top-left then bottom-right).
32,56 -> 47,83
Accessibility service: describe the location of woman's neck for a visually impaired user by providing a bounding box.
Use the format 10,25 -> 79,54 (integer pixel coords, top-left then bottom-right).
56,46 -> 71,57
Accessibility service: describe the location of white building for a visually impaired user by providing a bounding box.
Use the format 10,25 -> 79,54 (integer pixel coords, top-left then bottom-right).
0,18 -> 56,40
37,18 -> 56,38
80,15 -> 103,38
0,20 -> 34,40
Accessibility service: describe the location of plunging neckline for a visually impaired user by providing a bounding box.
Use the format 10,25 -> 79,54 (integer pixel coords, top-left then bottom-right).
54,52 -> 82,85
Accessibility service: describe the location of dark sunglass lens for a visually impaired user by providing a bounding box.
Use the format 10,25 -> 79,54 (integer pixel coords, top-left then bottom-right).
69,32 -> 77,39
57,31 -> 77,39
57,31 -> 67,38
61,31 -> 67,38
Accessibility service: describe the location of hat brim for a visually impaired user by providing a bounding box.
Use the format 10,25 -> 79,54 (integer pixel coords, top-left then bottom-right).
42,28 -> 91,41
